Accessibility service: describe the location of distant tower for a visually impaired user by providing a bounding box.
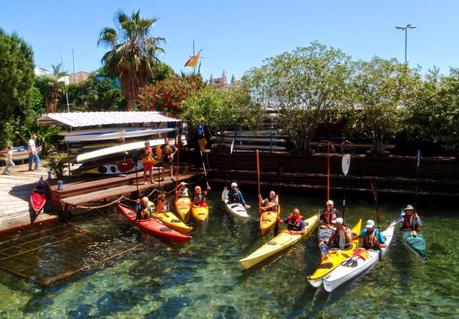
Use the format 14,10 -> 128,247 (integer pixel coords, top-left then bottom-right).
209,74 -> 213,85
221,70 -> 227,87
231,75 -> 237,86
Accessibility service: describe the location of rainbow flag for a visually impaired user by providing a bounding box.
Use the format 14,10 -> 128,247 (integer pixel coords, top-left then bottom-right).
184,54 -> 199,67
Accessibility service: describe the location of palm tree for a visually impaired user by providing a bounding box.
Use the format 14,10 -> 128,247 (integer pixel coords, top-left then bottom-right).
98,10 -> 165,110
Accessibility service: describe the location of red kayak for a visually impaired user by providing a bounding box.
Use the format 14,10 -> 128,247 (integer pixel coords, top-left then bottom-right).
30,191 -> 46,214
117,204 -> 192,243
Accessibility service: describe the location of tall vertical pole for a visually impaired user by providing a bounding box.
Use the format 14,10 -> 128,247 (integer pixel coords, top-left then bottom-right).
193,41 -> 196,75
404,28 -> 408,64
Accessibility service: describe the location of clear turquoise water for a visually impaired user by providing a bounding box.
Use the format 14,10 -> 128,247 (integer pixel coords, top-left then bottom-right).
0,190 -> 458,318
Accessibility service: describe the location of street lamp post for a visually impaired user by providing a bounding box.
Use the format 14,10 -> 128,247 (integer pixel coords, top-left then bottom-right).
395,24 -> 416,64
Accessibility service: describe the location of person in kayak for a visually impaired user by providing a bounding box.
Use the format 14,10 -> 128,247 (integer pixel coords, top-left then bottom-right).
176,182 -> 191,198
192,185 -> 210,207
259,190 -> 278,213
278,208 -> 305,233
224,182 -> 251,209
136,197 -> 152,221
324,217 -> 353,250
392,204 -> 422,237
320,200 -> 340,227
360,219 -> 387,250
155,193 -> 168,213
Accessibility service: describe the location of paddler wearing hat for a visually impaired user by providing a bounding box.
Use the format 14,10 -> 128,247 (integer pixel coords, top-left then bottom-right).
360,219 -> 387,250
176,182 -> 192,198
392,204 -> 422,237
224,182 -> 251,209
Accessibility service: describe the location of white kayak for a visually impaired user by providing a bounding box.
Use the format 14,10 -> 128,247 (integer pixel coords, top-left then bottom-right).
323,223 -> 395,293
221,189 -> 251,220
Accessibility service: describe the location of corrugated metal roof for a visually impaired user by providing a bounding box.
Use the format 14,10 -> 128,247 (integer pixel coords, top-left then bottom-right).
37,111 -> 180,128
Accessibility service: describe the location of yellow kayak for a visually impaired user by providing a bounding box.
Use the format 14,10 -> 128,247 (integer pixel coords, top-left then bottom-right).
307,219 -> 362,287
259,211 -> 278,235
147,200 -> 192,234
240,214 -> 320,270
155,211 -> 193,234
191,204 -> 209,222
175,197 -> 191,221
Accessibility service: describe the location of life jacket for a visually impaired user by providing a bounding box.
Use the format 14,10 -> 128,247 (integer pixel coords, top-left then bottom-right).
229,191 -> 240,203
143,147 -> 154,164
193,193 -> 206,205
320,209 -> 336,224
196,125 -> 205,138
362,229 -> 380,250
287,213 -> 303,231
179,188 -> 190,198
401,213 -> 419,231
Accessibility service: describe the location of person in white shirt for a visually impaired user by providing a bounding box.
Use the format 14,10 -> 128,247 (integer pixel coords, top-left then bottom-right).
3,145 -> 15,175
28,134 -> 40,171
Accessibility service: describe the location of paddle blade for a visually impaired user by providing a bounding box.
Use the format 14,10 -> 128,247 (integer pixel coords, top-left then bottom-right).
341,154 -> 351,176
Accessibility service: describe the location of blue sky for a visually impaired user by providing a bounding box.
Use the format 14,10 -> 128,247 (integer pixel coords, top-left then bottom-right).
1,1 -> 458,80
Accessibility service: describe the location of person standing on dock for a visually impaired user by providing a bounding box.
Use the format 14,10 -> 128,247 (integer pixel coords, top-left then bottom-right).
3,145 -> 15,175
28,134 -> 40,171
224,182 -> 251,209
142,141 -> 156,185
161,138 -> 177,180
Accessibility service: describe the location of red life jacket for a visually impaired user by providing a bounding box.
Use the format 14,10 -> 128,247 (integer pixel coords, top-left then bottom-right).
402,213 -> 418,231
288,213 -> 303,226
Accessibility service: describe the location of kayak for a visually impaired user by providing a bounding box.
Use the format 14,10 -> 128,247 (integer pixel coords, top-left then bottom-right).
239,214 -> 320,270
147,200 -> 192,234
155,211 -> 193,234
175,197 -> 192,221
117,204 -> 192,242
221,189 -> 251,220
260,210 -> 278,235
30,191 -> 46,214
307,219 -> 362,288
401,230 -> 426,261
191,203 -> 209,222
323,223 -> 395,292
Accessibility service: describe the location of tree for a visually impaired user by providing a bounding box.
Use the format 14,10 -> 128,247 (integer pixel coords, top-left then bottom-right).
244,42 -> 353,154
0,29 -> 35,147
98,10 -> 165,110
181,86 -> 261,132
403,68 -> 459,151
348,57 -> 420,156
136,74 -> 205,115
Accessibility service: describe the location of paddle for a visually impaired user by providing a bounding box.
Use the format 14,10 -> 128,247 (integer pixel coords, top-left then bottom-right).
200,151 -> 211,191
341,154 -> 351,221
327,142 -> 331,201
415,149 -> 421,208
256,150 -> 262,219
274,161 -> 283,236
371,179 -> 380,228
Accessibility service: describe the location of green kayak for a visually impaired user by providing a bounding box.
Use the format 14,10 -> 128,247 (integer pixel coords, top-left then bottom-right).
401,230 -> 426,261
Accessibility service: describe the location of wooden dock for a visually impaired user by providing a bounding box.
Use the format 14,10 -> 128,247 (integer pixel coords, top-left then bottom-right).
49,170 -> 202,217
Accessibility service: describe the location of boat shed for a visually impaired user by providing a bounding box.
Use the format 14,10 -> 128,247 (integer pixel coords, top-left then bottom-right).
37,111 -> 180,128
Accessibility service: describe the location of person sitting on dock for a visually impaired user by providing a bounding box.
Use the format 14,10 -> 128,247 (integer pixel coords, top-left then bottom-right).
176,182 -> 191,198
136,197 -> 152,221
278,208 -> 305,234
224,182 -> 251,209
259,190 -> 278,213
324,218 -> 353,250
360,220 -> 386,250
392,204 -> 422,237
192,185 -> 210,207
319,200 -> 340,228
142,141 -> 157,185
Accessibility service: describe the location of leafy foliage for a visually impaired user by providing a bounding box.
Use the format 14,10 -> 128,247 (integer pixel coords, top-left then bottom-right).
244,42 -> 353,153
181,86 -> 260,132
136,74 -> 205,115
347,57 -> 421,155
0,28 -> 35,147
98,10 -> 165,110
